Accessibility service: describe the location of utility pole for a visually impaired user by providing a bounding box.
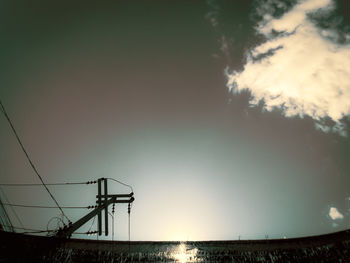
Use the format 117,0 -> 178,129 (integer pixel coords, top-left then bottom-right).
56,178 -> 134,238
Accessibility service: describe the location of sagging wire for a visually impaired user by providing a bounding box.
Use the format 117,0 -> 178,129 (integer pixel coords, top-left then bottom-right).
0,186 -> 24,230
22,230 -> 56,234
104,177 -> 134,242
1,225 -> 55,233
87,215 -> 97,234
1,203 -> 98,209
105,178 -> 133,192
104,177 -> 134,243
0,99 -> 70,224
2,225 -> 96,235
0,181 -> 97,186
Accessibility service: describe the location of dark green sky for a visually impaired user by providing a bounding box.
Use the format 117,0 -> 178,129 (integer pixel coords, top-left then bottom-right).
1,0 -> 349,241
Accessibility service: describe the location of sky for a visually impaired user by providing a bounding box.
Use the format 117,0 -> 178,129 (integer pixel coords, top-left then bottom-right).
0,0 -> 350,241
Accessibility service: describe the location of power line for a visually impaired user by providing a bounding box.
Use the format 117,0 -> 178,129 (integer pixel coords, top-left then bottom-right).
128,203 -> 131,242
1,225 -> 97,235
0,181 -> 97,187
21,230 -> 54,234
106,178 -> 133,192
106,177 -> 134,242
0,99 -> 70,222
1,203 -> 97,209
0,191 -> 14,232
0,186 -> 24,229
2,225 -> 55,232
105,177 -> 134,242
87,215 -> 97,233
74,231 -> 99,235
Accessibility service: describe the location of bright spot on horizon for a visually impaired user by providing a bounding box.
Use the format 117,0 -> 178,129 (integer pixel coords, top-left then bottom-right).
172,243 -> 199,263
329,207 -> 344,220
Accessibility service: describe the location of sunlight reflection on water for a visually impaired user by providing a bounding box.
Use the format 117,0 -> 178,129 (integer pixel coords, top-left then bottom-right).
171,243 -> 202,263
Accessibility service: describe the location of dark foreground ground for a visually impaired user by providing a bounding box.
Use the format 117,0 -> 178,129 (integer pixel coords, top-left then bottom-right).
0,230 -> 349,262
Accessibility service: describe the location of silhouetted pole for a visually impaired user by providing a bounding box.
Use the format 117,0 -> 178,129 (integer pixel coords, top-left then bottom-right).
104,178 -> 108,236
98,178 -> 102,235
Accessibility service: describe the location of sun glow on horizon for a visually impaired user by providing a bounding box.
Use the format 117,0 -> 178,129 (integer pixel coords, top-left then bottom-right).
166,228 -> 192,242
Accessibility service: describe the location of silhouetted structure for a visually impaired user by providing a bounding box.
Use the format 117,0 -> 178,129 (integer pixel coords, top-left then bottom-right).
1,229 -> 349,262
56,178 -> 134,238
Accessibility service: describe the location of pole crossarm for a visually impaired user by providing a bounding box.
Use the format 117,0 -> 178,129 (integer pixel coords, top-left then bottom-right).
96,193 -> 134,198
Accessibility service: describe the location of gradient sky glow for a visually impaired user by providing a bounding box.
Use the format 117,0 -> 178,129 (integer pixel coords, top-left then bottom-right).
1,0 -> 350,241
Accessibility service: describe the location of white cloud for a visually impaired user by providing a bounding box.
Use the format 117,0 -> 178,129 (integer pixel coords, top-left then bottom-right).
258,0 -> 333,35
227,0 -> 350,135
329,207 -> 344,220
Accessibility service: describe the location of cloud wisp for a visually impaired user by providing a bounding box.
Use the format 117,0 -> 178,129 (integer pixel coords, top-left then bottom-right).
226,0 -> 350,135
205,0 -> 233,63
